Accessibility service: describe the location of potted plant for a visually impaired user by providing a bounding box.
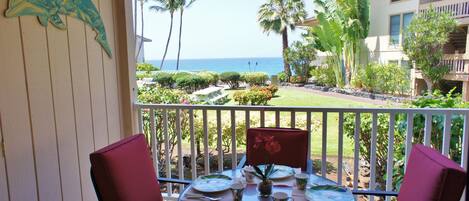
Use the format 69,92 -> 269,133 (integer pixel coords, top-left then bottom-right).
252,135 -> 281,197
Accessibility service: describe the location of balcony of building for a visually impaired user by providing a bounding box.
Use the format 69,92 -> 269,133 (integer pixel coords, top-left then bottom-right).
419,0 -> 469,24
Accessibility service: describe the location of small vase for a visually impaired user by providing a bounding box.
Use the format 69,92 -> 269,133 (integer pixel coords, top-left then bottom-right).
257,179 -> 273,197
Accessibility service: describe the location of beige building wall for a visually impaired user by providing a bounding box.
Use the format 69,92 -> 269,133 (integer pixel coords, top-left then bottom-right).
0,0 -> 136,201
364,0 -> 419,65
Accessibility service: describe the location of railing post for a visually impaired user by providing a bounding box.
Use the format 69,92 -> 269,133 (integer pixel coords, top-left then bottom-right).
231,110 -> 237,169
442,112 -> 452,156
216,110 -> 223,172
189,109 -> 197,179
353,113 -> 360,191
369,112 -> 378,201
386,112 -> 396,201
321,112 -> 328,178
202,109 -> 210,174
162,109 -> 172,196
337,112 -> 344,185
405,112 -> 414,170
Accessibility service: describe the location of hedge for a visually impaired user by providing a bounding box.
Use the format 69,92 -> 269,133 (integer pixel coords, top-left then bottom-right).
241,72 -> 269,86
220,72 -> 241,89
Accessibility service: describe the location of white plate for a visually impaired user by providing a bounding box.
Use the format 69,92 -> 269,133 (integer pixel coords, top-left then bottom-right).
258,165 -> 295,180
192,174 -> 233,193
305,186 -> 353,201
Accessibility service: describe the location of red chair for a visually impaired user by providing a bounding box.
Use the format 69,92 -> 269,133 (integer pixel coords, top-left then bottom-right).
239,127 -> 312,173
89,134 -> 190,201
353,144 -> 467,201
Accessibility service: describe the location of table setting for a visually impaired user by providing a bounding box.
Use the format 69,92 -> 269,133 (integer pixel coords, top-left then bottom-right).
179,133 -> 354,201
178,165 -> 354,201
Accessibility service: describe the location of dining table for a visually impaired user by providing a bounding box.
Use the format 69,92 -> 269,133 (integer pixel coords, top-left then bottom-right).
178,167 -> 355,201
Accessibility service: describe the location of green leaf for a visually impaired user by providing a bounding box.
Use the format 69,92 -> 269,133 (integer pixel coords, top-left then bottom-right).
310,185 -> 347,192
253,165 -> 265,178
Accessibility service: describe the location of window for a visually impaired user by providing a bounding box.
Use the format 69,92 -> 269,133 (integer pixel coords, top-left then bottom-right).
388,60 -> 399,65
389,12 -> 414,46
390,15 -> 401,45
402,13 -> 414,43
401,60 -> 411,68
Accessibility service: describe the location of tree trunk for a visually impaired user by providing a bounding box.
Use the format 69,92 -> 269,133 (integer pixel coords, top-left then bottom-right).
176,9 -> 184,70
282,29 -> 291,77
423,77 -> 434,94
160,13 -> 174,70
196,139 -> 201,156
136,0 -> 145,62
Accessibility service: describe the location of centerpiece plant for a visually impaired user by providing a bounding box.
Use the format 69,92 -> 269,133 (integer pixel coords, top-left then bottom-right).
252,135 -> 281,197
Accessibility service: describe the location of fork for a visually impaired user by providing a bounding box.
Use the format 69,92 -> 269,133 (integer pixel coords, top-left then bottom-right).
185,193 -> 222,200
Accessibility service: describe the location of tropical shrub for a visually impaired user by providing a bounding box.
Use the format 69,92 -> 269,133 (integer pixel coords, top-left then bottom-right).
197,71 -> 219,86
399,89 -> 469,161
357,63 -> 410,95
284,41 -> 316,83
310,65 -> 336,87
175,74 -> 209,93
220,72 -> 242,89
289,76 -> 304,84
153,72 -> 175,88
136,72 -> 153,80
403,8 -> 457,92
249,89 -> 272,105
307,0 -> 369,86
137,63 -> 159,72
263,85 -> 279,96
277,72 -> 288,82
233,86 -> 276,105
233,91 -> 251,105
242,72 -> 269,86
172,71 -> 192,81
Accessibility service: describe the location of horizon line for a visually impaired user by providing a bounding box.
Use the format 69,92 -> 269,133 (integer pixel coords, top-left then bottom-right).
145,56 -> 283,61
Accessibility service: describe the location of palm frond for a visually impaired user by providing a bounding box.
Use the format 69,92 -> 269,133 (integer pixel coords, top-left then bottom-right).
257,0 -> 306,34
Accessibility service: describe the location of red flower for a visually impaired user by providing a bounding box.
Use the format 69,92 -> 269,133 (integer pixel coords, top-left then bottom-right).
180,98 -> 190,104
254,135 -> 275,149
264,141 -> 281,155
253,135 -> 281,155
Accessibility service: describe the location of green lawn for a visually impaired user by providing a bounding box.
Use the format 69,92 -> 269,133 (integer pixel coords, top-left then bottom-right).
224,87 -> 382,158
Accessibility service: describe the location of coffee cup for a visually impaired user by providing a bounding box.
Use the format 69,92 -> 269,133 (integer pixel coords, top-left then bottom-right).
295,173 -> 309,190
230,183 -> 245,201
243,166 -> 256,182
272,192 -> 291,201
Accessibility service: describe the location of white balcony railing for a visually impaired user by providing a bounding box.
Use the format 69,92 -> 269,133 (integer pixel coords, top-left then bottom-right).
135,103 -> 469,200
420,0 -> 469,19
441,58 -> 468,73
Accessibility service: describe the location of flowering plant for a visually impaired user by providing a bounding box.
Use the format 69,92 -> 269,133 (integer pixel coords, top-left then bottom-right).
252,135 -> 281,181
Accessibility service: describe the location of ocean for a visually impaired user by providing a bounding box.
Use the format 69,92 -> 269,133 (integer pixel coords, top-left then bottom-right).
147,57 -> 284,75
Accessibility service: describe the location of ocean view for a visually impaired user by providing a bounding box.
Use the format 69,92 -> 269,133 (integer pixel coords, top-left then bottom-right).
147,57 -> 284,75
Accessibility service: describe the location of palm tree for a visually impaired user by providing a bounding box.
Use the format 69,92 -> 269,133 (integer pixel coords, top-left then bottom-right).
136,0 -> 148,61
258,0 -> 307,77
175,0 -> 196,70
150,0 -> 179,69
336,0 -> 369,83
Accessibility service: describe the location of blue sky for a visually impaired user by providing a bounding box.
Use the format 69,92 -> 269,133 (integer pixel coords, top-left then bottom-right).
137,0 -> 315,60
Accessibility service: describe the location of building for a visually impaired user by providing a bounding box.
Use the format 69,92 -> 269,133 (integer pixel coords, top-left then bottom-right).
305,0 -> 469,100
136,35 -> 152,63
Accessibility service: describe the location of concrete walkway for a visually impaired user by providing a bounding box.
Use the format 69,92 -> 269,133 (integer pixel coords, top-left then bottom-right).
281,86 -> 402,107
